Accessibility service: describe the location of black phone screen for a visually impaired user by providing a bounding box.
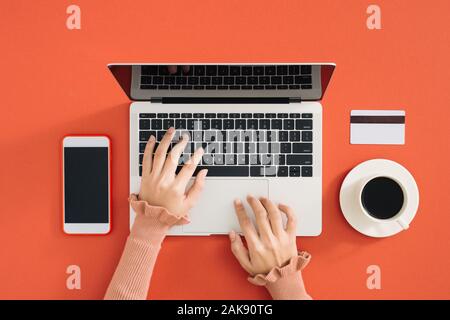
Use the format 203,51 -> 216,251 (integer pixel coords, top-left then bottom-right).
64,147 -> 109,223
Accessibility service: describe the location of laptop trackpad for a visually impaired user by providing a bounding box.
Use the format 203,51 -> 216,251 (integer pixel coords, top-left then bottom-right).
183,179 -> 269,234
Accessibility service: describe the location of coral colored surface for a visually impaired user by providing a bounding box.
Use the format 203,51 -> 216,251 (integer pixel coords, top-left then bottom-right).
0,0 -> 449,299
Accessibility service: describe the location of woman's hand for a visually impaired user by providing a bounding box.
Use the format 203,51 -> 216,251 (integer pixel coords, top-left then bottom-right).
139,127 -> 207,217
229,196 -> 298,276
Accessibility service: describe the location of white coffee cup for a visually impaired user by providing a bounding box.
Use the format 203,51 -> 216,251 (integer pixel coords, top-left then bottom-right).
358,175 -> 409,230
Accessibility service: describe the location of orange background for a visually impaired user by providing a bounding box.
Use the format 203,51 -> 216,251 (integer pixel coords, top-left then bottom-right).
0,0 -> 449,299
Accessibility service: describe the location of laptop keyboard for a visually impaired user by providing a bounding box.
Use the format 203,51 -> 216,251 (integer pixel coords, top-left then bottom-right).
138,112 -> 314,178
140,65 -> 313,91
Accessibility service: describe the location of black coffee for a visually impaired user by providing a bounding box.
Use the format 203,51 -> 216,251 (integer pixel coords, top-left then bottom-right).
361,177 -> 404,220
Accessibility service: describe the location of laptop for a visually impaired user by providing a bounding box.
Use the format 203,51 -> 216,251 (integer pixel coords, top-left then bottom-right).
108,63 -> 335,236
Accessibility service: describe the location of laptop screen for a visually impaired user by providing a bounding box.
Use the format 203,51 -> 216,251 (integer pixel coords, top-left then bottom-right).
108,64 -> 335,101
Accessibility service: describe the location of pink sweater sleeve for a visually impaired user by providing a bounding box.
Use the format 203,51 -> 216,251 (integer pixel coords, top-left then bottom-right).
248,251 -> 312,300
104,195 -> 189,300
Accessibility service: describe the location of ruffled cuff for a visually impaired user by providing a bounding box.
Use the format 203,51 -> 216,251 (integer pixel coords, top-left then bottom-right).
248,251 -> 312,300
129,194 -> 190,242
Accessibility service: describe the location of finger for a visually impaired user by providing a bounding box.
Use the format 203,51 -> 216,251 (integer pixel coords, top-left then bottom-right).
161,133 -> 189,178
247,195 -> 274,241
167,65 -> 177,74
151,127 -> 175,175
229,230 -> 252,274
142,135 -> 156,175
278,203 -> 297,235
233,199 -> 260,246
182,65 -> 191,74
175,147 -> 204,187
260,197 -> 284,237
185,169 -> 208,205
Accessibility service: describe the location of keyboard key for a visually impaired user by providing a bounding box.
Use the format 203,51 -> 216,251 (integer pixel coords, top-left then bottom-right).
283,119 -> 295,130
235,119 -> 246,130
194,65 -> 205,76
283,76 -> 294,84
301,85 -> 313,89
224,77 -> 234,85
139,165 -> 143,176
296,119 -> 313,130
169,113 -> 180,118
211,77 -> 222,85
211,119 -> 222,129
302,131 -> 313,141
271,119 -> 282,129
281,143 -> 291,153
214,154 -> 224,165
289,65 -> 300,75
294,75 -> 312,84
141,65 -> 158,75
200,77 -> 211,85
247,76 -> 258,85
140,131 -> 151,141
265,66 -> 276,75
236,76 -> 246,85
289,131 -> 301,141
157,113 -> 168,118
230,66 -> 240,75
277,85 -> 288,90
223,119 -> 234,129
218,65 -> 229,75
259,76 -> 270,84
237,154 -> 249,165
184,165 -> 249,176
277,166 -> 289,177
301,166 -> 313,177
289,166 -> 301,177
301,65 -> 312,74
140,113 -> 156,118
152,76 -> 164,84
247,119 -> 258,129
277,65 -> 288,75
163,119 -> 174,129
175,119 -> 186,129
259,119 -> 270,129
217,113 -> 228,118
287,155 -> 313,165
225,154 -> 236,165
188,77 -> 199,85
253,66 -> 264,75
242,66 -> 253,75
289,85 -> 301,89
293,143 -> 313,153
139,119 -> 150,130
141,76 -> 152,84
151,119 -> 162,129
139,142 -> 147,153
289,113 -> 301,118
206,65 -> 217,76
270,75 -> 282,84
279,131 -> 289,141
176,77 -> 187,85
158,66 -> 169,75
164,77 -> 175,85
302,113 -> 313,118
181,113 -> 192,118
264,166 -> 277,177
250,166 -> 264,177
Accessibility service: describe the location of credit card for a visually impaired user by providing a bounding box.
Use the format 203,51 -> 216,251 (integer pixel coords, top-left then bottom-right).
350,110 -> 405,145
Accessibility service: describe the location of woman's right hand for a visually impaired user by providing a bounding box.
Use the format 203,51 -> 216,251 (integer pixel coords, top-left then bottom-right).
229,196 -> 298,276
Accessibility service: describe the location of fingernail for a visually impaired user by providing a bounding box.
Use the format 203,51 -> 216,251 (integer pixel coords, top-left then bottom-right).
168,127 -> 175,133
234,199 -> 241,205
202,169 -> 209,176
182,133 -> 189,140
229,230 -> 236,241
149,135 -> 155,142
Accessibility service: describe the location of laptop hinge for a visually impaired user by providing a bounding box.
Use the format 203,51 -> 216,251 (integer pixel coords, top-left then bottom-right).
158,97 -> 292,104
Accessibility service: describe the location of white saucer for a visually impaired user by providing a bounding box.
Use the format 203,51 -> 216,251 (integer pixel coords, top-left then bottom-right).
339,159 -> 419,238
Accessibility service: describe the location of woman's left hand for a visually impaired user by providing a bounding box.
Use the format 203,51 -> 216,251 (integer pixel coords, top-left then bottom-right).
138,127 -> 208,217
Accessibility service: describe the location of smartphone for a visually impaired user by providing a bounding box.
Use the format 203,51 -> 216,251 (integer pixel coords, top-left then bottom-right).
62,136 -> 111,234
